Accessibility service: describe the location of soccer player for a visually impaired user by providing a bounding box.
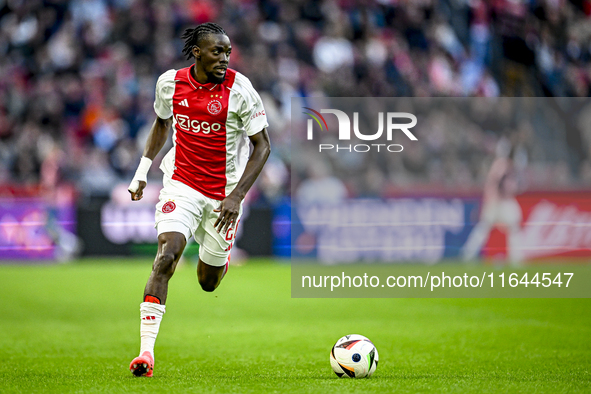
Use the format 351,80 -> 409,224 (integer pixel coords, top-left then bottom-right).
462,142 -> 523,263
127,22 -> 270,377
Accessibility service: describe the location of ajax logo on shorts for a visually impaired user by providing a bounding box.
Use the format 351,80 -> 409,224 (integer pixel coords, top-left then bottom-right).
162,201 -> 176,213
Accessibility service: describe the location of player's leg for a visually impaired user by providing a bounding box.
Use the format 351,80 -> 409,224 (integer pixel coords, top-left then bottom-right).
131,231 -> 186,377
144,232 -> 187,303
197,257 -> 229,292
130,173 -> 200,376
195,234 -> 232,292
194,200 -> 240,292
462,203 -> 495,261
500,199 -> 524,264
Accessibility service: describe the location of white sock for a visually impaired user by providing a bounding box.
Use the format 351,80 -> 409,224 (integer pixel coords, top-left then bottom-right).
139,302 -> 166,358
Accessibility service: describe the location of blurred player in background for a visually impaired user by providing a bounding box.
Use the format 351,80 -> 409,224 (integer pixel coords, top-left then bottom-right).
40,144 -> 83,261
127,22 -> 270,377
462,138 -> 524,264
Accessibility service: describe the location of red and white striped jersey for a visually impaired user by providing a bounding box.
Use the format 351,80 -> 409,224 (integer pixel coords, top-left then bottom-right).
153,65 -> 268,200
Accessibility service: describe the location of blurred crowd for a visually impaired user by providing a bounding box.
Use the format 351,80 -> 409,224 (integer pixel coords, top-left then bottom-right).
1,0 -> 591,202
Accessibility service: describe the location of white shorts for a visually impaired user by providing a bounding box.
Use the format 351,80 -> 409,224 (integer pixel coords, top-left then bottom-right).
481,198 -> 522,228
155,175 -> 242,266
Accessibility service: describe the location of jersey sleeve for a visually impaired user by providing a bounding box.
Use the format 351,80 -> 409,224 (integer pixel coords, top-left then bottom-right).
237,77 -> 269,136
153,69 -> 176,119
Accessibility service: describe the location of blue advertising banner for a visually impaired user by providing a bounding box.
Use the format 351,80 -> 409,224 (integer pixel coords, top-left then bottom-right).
291,198 -> 479,263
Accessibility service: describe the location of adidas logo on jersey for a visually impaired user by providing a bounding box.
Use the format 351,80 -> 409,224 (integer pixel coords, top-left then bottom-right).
178,99 -> 189,107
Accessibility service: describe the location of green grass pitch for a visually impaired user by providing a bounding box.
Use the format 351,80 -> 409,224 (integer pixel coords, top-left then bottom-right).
1,258 -> 590,393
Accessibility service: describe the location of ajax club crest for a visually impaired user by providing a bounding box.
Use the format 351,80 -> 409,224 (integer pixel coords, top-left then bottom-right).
162,201 -> 176,213
207,97 -> 223,115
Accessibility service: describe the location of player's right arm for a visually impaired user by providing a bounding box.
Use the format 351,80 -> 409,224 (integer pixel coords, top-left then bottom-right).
129,69 -> 176,201
128,116 -> 172,201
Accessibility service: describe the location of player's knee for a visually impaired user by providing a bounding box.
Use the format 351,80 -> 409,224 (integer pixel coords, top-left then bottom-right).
154,252 -> 176,279
200,282 -> 218,292
198,275 -> 219,292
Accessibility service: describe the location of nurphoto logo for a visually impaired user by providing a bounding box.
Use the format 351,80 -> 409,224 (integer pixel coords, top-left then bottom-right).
303,107 -> 418,153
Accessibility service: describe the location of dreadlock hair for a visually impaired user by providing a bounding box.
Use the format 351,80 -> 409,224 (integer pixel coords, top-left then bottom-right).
181,22 -> 227,60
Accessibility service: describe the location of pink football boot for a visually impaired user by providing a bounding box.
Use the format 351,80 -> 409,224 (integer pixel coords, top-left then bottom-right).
129,351 -> 154,377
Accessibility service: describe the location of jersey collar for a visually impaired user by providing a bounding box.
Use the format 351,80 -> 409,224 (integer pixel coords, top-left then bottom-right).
187,64 -> 219,91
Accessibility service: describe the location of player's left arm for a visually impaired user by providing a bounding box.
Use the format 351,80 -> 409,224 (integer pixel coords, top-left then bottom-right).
214,128 -> 271,233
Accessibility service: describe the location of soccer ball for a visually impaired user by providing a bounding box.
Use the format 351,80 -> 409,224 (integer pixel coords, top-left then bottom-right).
330,334 -> 379,378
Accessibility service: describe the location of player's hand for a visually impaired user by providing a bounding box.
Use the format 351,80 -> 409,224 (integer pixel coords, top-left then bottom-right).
214,194 -> 241,234
128,180 -> 147,201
